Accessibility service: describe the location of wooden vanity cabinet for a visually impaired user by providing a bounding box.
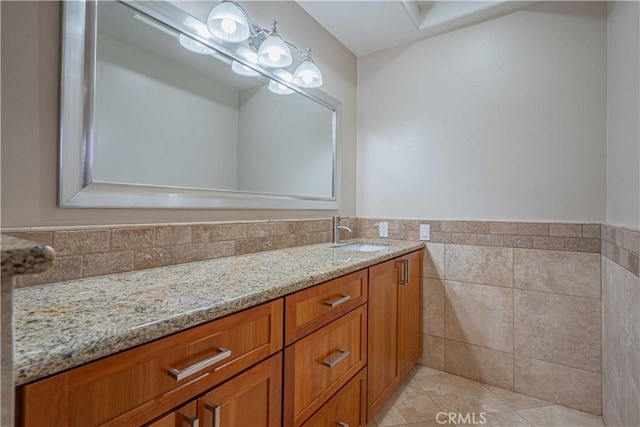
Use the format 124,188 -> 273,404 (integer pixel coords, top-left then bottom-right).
367,250 -> 423,421
397,250 -> 424,379
19,300 -> 283,427
17,248 -> 423,427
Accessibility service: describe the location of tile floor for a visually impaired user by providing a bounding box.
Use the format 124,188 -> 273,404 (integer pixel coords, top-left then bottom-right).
368,365 -> 604,427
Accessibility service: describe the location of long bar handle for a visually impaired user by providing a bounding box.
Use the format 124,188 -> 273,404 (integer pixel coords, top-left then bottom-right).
324,294 -> 351,307
322,349 -> 350,368
169,347 -> 231,381
337,422 -> 349,427
398,259 -> 409,285
204,403 -> 221,427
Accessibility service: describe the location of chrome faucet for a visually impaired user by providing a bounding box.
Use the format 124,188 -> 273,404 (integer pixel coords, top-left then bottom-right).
333,216 -> 353,245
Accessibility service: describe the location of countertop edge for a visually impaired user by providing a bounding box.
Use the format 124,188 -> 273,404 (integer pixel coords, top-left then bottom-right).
1,235 -> 55,278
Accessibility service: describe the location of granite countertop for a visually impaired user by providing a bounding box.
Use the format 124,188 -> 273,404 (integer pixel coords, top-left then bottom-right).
13,239 -> 424,386
1,235 -> 55,278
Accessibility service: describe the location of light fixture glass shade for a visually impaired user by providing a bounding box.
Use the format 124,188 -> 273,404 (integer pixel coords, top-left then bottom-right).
268,79 -> 294,95
231,60 -> 261,77
293,60 -> 323,88
207,2 -> 251,43
257,35 -> 292,68
178,34 -> 216,55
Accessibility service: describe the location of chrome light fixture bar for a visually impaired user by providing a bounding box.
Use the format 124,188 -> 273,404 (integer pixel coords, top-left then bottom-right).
206,1 -> 323,93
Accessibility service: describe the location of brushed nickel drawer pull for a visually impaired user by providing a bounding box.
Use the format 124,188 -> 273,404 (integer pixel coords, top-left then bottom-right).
398,259 -> 409,285
169,347 -> 231,381
205,403 -> 220,427
322,349 -> 350,368
338,422 -> 349,427
324,294 -> 352,307
181,414 -> 199,427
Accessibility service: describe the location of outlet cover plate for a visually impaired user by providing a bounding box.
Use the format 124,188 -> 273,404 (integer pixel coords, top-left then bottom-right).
419,224 -> 430,241
379,222 -> 389,238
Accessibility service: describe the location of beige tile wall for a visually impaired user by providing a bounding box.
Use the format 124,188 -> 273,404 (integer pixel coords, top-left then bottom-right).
2,218 -> 357,288
358,219 -> 601,252
601,224 -> 639,427
359,218 -> 602,415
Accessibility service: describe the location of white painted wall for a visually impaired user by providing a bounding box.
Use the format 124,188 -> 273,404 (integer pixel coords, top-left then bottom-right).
237,85 -> 334,198
94,36 -> 239,190
606,1 -> 640,229
357,2 -> 607,222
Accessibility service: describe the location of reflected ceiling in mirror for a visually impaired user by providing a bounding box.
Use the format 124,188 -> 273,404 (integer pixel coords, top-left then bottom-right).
59,0 -> 339,209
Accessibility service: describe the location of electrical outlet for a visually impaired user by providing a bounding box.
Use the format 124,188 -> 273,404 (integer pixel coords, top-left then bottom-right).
419,224 -> 431,241
379,222 -> 388,238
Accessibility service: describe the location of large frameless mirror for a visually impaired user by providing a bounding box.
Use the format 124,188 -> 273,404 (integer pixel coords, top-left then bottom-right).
59,0 -> 339,209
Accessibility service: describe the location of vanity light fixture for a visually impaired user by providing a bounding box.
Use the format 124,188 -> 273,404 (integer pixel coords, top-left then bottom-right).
256,21 -> 292,68
206,1 -> 252,43
206,1 -> 323,87
293,50 -> 323,88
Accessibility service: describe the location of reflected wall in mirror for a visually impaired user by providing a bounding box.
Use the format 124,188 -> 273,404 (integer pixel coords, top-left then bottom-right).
59,0 -> 339,209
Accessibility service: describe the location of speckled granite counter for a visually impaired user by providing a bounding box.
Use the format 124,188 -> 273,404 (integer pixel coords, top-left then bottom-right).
1,235 -> 55,278
13,239 -> 423,386
2,234 -> 55,427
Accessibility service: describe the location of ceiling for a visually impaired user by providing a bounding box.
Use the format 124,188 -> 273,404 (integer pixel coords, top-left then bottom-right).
296,1 -> 535,57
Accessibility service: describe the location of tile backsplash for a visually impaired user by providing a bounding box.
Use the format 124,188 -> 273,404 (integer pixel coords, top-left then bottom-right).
357,219 -> 601,252
2,218 -> 357,288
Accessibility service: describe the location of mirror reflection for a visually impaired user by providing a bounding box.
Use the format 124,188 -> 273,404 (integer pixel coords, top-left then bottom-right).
92,1 -> 335,199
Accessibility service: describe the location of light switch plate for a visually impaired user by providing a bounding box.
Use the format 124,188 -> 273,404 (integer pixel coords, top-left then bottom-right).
379,222 -> 389,238
419,224 -> 431,241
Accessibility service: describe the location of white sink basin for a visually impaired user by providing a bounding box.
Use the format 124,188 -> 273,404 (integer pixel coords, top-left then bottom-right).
337,243 -> 388,252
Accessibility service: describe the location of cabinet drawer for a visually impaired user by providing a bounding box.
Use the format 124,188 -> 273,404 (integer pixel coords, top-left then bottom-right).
20,299 -> 283,427
284,305 -> 367,427
301,368 -> 367,427
285,269 -> 367,345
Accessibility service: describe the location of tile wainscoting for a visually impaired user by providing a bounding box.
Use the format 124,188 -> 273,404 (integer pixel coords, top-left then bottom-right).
1,218 -> 357,288
358,219 -> 603,416
601,224 -> 639,427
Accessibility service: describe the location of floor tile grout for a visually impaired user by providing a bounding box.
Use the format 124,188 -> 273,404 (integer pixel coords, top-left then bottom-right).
373,365 -> 604,427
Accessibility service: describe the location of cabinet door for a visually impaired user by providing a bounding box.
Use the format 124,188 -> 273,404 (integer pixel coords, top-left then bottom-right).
367,258 -> 399,419
397,250 -> 424,379
145,401 -> 198,427
198,352 -> 282,427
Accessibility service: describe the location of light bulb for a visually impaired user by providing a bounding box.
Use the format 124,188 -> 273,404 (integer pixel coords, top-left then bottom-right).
268,50 -> 281,63
220,18 -> 236,34
293,59 -> 323,88
302,73 -> 313,84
